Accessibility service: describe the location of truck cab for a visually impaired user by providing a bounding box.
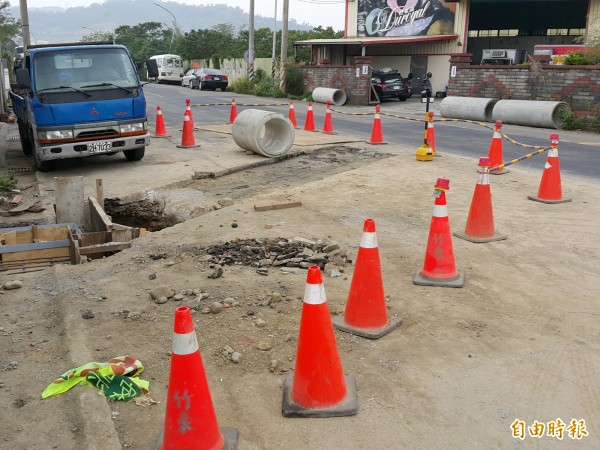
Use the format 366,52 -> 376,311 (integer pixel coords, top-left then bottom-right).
11,42 -> 157,171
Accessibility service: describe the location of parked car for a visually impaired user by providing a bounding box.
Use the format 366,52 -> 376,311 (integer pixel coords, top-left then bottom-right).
190,68 -> 228,91
181,69 -> 200,88
371,69 -> 413,101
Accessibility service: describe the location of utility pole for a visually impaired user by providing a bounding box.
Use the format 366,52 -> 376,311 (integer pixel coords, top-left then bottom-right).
19,0 -> 31,48
279,0 -> 289,94
271,0 -> 277,85
248,0 -> 255,81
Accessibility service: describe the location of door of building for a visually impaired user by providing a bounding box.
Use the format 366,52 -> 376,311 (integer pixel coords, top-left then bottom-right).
410,56 -> 428,87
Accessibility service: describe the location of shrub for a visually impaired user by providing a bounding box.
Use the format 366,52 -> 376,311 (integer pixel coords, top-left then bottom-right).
557,106 -> 583,130
285,63 -> 305,97
229,77 -> 254,95
563,51 -> 588,65
0,172 -> 17,192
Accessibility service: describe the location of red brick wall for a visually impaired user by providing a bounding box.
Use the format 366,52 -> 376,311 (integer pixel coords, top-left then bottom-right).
448,64 -> 600,118
300,65 -> 372,105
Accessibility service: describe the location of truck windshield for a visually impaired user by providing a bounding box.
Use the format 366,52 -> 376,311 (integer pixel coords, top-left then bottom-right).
33,48 -> 139,93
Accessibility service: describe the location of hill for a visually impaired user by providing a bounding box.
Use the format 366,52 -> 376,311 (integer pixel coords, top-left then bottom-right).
9,0 -> 313,44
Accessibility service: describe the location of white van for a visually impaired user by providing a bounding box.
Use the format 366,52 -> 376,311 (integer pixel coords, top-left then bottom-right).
148,54 -> 184,83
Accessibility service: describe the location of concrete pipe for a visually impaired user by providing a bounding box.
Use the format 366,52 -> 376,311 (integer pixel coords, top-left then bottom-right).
232,109 -> 295,158
312,87 -> 347,106
493,100 -> 570,129
440,96 -> 498,122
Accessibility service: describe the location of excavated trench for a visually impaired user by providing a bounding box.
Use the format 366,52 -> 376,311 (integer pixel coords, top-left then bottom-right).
103,146 -> 392,231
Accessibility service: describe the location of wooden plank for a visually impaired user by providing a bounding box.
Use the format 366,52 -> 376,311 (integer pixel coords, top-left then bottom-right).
253,201 -> 303,212
1,231 -> 18,245
0,226 -> 70,245
111,229 -> 133,242
0,259 -> 71,274
68,230 -> 81,265
55,177 -> 85,226
2,247 -> 70,263
96,179 -> 104,209
0,239 -> 70,255
79,242 -> 131,256
80,231 -> 111,247
88,196 -> 113,232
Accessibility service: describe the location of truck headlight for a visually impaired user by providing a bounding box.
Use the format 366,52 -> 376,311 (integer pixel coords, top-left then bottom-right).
120,122 -> 146,133
39,130 -> 73,140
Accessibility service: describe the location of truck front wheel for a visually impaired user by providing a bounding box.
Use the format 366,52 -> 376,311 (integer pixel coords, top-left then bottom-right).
124,147 -> 145,162
18,122 -> 33,155
33,150 -> 53,172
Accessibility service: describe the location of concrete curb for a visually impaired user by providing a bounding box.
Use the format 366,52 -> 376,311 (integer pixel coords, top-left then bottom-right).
59,284 -> 121,449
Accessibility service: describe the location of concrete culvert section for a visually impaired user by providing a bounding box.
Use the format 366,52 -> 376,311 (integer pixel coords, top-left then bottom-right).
232,109 -> 295,157
493,100 -> 570,129
440,96 -> 498,122
312,87 -> 347,106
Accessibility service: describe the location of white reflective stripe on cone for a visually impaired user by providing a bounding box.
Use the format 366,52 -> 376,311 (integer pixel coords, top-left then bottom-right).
304,283 -> 327,305
476,173 -> 490,185
432,204 -> 448,217
172,331 -> 200,355
493,131 -> 501,138
360,232 -> 378,249
548,148 -> 558,157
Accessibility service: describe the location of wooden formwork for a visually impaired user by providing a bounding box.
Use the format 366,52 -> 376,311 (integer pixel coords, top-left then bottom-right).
0,177 -> 146,273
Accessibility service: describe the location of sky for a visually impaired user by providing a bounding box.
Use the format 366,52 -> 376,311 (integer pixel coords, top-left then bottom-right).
10,0 -> 347,31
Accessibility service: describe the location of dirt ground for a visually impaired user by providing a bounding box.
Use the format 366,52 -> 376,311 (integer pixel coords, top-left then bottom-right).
1,126 -> 599,450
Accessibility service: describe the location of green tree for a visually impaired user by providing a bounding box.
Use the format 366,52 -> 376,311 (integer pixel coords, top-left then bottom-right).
113,22 -> 171,65
288,26 -> 344,63
0,1 -> 20,59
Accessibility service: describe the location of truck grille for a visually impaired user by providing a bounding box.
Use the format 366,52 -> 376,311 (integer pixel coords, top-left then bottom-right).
75,129 -> 119,139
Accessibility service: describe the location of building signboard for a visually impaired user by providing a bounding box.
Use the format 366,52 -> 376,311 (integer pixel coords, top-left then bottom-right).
357,0 -> 457,37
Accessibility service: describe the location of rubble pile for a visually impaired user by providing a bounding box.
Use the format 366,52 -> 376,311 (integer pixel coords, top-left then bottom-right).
202,237 -> 351,276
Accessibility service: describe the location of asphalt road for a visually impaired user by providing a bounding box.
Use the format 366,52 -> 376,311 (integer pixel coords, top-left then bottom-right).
143,83 -> 600,181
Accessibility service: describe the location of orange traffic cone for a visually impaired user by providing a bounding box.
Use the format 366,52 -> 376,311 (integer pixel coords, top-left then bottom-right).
322,101 -> 336,134
177,114 -> 200,149
303,102 -> 317,132
288,101 -> 299,128
454,157 -> 507,243
488,120 -> 508,174
413,177 -> 465,288
368,105 -> 386,144
158,306 -> 238,449
427,112 -> 438,156
184,98 -> 199,131
332,219 -> 402,339
282,266 -> 358,418
153,106 -> 170,138
228,98 -> 238,124
528,134 -> 571,204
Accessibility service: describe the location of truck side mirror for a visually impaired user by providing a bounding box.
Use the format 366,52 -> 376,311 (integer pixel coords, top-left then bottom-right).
15,68 -> 31,89
146,59 -> 159,79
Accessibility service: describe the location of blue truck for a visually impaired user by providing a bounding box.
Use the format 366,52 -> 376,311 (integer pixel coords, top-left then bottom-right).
10,41 -> 159,171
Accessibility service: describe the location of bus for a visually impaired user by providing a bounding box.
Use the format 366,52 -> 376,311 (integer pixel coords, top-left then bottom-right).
148,54 -> 184,83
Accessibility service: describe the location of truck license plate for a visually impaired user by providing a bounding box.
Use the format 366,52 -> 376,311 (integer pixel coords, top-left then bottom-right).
88,141 -> 112,154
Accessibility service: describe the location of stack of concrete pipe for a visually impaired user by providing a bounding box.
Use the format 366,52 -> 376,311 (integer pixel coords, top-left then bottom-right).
440,96 -> 570,129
